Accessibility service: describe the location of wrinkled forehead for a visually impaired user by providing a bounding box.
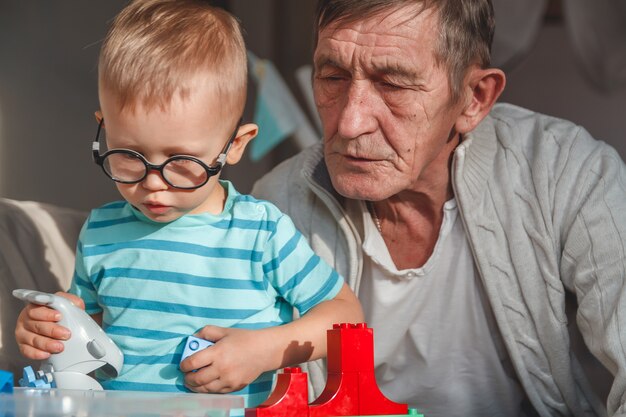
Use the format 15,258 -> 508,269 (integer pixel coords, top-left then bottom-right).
315,2 -> 433,43
314,5 -> 439,75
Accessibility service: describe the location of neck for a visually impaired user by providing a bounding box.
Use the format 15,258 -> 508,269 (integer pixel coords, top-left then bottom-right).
370,131 -> 460,269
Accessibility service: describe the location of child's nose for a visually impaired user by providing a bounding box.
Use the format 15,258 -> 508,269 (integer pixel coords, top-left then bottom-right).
142,169 -> 169,191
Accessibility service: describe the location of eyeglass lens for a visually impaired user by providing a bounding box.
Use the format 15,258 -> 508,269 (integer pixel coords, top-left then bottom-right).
103,152 -> 209,188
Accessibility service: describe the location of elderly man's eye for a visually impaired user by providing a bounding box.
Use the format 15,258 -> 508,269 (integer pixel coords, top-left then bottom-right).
319,74 -> 345,82
379,81 -> 404,90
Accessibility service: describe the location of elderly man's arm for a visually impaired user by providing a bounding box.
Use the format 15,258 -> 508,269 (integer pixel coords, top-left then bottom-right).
560,131 -> 626,417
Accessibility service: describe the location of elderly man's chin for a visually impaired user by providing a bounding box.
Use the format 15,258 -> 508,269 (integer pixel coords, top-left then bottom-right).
329,171 -> 398,201
325,154 -> 399,200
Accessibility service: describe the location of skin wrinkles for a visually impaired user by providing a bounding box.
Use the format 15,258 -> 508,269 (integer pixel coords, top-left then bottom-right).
314,1 -> 508,270
315,35 -> 431,89
314,7 -> 459,203
313,4 -> 502,269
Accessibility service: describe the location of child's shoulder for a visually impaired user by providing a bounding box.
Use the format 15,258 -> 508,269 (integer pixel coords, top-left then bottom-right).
78,201 -> 133,239
231,192 -> 285,221
225,180 -> 286,221
86,200 -> 131,221
90,200 -> 128,212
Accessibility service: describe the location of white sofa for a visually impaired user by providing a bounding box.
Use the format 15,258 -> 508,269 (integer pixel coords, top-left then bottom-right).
0,198 -> 86,376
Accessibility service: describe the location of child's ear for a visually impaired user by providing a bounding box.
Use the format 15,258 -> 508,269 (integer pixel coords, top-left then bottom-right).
225,123 -> 258,165
95,110 -> 104,125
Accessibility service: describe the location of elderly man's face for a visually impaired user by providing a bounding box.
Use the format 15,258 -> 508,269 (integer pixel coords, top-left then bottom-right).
313,5 -> 465,200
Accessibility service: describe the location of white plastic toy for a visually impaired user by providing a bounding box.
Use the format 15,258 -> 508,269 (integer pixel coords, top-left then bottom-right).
13,289 -> 124,390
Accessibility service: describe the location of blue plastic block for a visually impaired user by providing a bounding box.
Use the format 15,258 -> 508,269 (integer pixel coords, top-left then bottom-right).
0,370 -> 13,393
18,366 -> 53,389
18,366 -> 36,387
180,336 -> 214,364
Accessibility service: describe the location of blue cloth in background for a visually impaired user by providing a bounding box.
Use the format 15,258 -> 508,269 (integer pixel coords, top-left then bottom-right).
248,52 -> 311,161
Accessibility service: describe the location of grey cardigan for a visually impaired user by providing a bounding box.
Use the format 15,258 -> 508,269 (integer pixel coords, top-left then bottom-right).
252,103 -> 626,417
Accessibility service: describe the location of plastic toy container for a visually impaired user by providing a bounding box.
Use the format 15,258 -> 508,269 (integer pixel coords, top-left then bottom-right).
0,387 -> 243,417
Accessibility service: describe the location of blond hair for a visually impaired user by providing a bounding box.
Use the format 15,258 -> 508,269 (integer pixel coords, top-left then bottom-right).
99,0 -> 247,114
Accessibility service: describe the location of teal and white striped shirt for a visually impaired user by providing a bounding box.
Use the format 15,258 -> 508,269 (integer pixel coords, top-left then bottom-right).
69,180 -> 343,411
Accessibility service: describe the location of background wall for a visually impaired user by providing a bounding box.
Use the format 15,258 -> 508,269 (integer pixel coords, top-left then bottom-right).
0,0 -> 624,211
0,1 -> 126,209
498,22 -> 626,149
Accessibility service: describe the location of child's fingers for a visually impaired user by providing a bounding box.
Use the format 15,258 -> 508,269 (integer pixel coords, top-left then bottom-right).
24,319 -> 70,341
28,333 -> 65,354
195,325 -> 227,342
184,364 -> 220,391
15,327 -> 64,359
200,379 -> 237,394
180,349 -> 213,373
185,362 -> 220,386
17,343 -> 53,361
184,364 -> 246,394
186,377 -> 234,394
55,292 -> 85,310
26,305 -> 62,322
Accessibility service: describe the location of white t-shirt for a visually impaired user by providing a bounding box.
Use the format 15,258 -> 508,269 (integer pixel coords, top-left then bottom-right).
346,199 -> 532,417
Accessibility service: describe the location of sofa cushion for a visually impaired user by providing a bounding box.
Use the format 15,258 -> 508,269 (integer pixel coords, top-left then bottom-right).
0,198 -> 86,375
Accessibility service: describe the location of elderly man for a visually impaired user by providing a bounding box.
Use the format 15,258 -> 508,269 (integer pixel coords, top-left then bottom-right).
252,0 -> 626,416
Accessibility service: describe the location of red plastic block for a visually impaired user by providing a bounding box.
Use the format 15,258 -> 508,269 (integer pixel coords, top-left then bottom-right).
356,371 -> 408,416
309,372 -> 360,417
245,367 -> 309,417
326,323 -> 374,373
312,323 -> 406,416
245,323 -> 409,417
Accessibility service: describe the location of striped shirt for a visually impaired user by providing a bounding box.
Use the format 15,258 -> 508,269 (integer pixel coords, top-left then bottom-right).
69,180 -> 343,411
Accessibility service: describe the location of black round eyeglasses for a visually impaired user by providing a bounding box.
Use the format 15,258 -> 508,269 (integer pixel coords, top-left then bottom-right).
91,118 -> 241,190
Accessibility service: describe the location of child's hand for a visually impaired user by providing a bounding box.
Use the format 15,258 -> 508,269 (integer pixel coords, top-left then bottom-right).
14,292 -> 85,360
180,325 -> 274,394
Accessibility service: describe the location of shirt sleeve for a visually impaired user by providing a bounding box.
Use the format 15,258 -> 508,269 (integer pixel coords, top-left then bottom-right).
68,218 -> 102,315
261,213 -> 344,315
560,129 -> 626,416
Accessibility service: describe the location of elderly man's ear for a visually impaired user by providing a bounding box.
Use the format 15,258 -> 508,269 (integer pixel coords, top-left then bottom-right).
455,67 -> 506,134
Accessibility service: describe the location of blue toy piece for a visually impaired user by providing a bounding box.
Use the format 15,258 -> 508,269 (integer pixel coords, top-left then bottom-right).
0,370 -> 14,393
180,336 -> 214,365
18,366 -> 55,389
18,366 -> 36,387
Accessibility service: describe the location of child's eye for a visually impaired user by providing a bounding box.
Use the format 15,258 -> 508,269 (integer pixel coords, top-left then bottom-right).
171,157 -> 197,165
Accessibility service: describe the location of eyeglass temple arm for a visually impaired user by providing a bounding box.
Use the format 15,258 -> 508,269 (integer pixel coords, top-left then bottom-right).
216,117 -> 243,165
92,118 -> 105,162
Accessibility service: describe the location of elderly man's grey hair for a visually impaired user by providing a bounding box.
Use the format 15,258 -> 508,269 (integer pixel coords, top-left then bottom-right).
314,0 -> 495,101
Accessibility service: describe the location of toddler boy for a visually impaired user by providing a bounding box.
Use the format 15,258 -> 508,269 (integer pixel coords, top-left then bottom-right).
14,0 -> 363,410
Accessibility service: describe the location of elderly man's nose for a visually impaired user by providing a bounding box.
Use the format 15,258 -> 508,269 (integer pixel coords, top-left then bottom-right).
337,82 -> 377,138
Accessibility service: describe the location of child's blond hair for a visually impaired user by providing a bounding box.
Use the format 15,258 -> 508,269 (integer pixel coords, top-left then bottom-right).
99,0 -> 247,116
